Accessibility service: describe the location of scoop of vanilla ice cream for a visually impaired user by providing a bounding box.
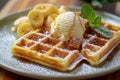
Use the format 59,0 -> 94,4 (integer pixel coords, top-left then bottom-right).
51,12 -> 85,41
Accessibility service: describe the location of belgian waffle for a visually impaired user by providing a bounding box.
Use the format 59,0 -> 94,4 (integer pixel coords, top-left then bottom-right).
11,28 -> 83,71
82,22 -> 120,65
11,22 -> 120,71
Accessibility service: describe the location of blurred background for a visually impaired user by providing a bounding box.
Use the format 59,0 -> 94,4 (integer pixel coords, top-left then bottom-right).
0,0 -> 8,10
0,0 -> 120,16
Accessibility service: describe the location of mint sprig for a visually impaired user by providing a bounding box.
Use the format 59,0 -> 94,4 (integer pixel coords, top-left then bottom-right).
81,4 -> 112,38
94,26 -> 112,38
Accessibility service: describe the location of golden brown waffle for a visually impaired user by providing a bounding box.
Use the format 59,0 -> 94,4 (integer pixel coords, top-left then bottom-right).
82,22 -> 120,65
11,29 -> 83,71
11,22 -> 120,71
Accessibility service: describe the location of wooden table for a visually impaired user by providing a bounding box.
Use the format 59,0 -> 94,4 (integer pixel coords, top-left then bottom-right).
0,0 -> 120,80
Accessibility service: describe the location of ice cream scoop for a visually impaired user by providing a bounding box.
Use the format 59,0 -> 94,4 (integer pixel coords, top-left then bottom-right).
50,12 -> 85,41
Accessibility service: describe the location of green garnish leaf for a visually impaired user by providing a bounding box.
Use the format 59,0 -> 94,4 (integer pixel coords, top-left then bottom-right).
94,26 -> 112,38
81,4 -> 112,38
90,16 -> 101,28
93,16 -> 101,28
81,4 -> 95,24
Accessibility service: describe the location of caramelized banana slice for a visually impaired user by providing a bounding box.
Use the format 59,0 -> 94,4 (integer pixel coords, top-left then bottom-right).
28,10 -> 44,28
12,16 -> 29,32
50,4 -> 59,14
17,22 -> 34,36
33,3 -> 59,17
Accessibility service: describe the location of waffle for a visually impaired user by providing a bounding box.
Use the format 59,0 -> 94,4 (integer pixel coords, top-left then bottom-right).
11,28 -> 83,71
82,22 -> 120,65
11,22 -> 120,71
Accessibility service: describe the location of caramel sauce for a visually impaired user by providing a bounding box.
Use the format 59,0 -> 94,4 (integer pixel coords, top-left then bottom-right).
89,38 -> 107,46
84,44 -> 99,52
78,13 -> 85,31
27,34 -> 44,41
61,37 -> 82,51
67,37 -> 82,50
17,39 -> 34,48
42,37 -> 59,46
83,27 -> 109,47
33,43 -> 50,54
53,49 -> 68,58
41,29 -> 50,35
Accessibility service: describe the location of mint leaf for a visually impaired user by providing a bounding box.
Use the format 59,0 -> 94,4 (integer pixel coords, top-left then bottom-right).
81,4 -> 112,38
90,23 -> 96,28
94,26 -> 112,38
81,4 -> 95,24
93,16 -> 101,27
89,16 -> 101,28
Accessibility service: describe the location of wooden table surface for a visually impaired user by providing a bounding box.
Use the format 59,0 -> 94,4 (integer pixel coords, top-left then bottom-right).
0,0 -> 120,80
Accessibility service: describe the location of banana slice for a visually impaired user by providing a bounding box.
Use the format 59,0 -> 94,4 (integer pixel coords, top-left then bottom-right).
33,3 -> 51,17
28,10 -> 44,29
59,6 -> 69,14
33,3 -> 59,17
17,22 -> 34,36
46,14 -> 58,28
49,4 -> 59,14
14,16 -> 29,27
12,16 -> 29,32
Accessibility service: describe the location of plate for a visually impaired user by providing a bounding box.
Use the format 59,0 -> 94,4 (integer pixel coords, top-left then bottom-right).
0,7 -> 120,80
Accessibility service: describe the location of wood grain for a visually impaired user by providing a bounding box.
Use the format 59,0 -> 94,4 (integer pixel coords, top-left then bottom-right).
0,0 -> 120,80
